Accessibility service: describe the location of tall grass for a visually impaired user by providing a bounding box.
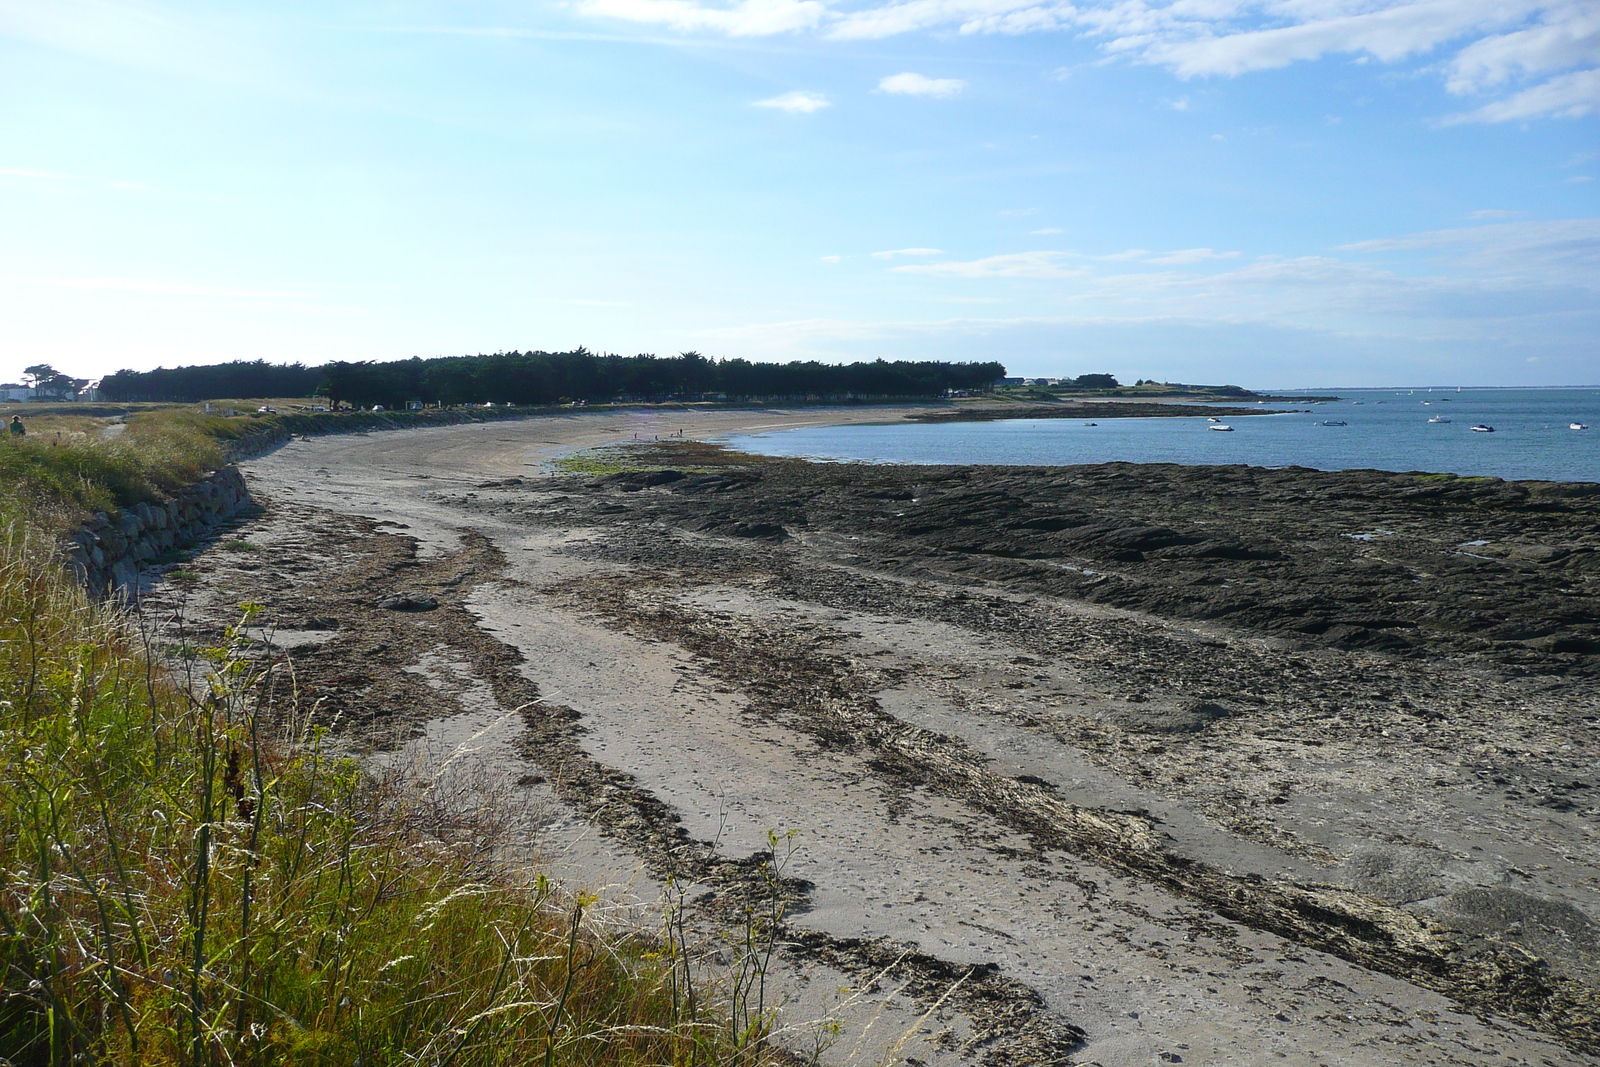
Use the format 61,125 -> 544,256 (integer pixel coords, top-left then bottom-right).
0,411 -> 224,533
0,420 -> 791,1066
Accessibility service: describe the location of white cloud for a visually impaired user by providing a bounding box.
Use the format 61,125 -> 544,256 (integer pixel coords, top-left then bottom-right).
871,247 -> 944,258
753,90 -> 830,112
1571,174 -> 1595,182
878,72 -> 968,97
1337,216 -> 1600,268
820,254 -> 842,263
892,251 -> 1086,278
1125,1 -> 1523,79
1446,3 -> 1600,92
572,0 -> 1599,124
1095,247 -> 1240,263
1444,66 -> 1600,122
861,219 -> 1600,344
1100,0 -> 1600,124
833,0 -> 1074,39
575,0 -> 827,35
1469,209 -> 1525,218
1143,247 -> 1242,264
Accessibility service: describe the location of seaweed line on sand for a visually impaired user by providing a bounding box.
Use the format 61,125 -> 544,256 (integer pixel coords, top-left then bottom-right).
180,508 -> 1090,1067
555,571 -> 1600,1059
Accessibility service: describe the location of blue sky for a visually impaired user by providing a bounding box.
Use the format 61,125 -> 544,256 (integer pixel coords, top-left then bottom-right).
1,0 -> 1595,388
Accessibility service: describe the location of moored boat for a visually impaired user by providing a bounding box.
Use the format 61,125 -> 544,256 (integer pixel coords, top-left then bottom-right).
1471,424 -> 1494,433
1208,423 -> 1233,432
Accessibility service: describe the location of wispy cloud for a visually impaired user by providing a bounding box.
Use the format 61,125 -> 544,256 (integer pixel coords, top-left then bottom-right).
1469,208 -> 1525,218
29,276 -> 311,299
571,0 -> 1599,123
859,218 -> 1600,350
878,72 -> 967,97
1444,66 -> 1600,123
871,247 -> 943,258
753,89 -> 830,112
575,0 -> 827,36
1097,247 -> 1239,263
1031,227 -> 1064,234
833,0 -> 1074,40
1336,216 -> 1600,272
887,246 -> 1247,277
0,166 -> 76,179
893,251 -> 1086,278
1143,248 -> 1242,265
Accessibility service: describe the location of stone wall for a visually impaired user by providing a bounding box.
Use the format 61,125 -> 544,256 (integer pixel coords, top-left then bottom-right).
63,466 -> 254,598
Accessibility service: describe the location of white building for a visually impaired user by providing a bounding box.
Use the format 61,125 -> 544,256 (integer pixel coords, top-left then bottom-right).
0,384 -> 34,402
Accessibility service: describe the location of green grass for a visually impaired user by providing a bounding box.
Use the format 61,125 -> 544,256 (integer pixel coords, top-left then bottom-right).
0,415 -> 793,1067
0,410 -> 225,533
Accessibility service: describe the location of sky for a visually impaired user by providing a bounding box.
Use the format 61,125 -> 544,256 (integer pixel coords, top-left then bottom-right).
0,0 -> 1596,388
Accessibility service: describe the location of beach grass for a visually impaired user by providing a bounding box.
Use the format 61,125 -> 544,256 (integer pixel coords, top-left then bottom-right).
0,414 -> 787,1067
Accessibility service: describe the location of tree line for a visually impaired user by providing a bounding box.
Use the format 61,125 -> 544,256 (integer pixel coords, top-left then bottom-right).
98,352 -> 1008,407
99,361 -> 325,403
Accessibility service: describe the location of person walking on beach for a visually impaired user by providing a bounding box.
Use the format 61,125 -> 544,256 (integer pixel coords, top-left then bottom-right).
8,415 -> 22,438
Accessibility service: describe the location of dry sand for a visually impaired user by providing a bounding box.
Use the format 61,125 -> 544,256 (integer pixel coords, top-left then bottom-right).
150,406 -> 1598,1067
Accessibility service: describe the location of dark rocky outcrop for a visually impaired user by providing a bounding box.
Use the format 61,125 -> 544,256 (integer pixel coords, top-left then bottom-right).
533,450 -> 1600,677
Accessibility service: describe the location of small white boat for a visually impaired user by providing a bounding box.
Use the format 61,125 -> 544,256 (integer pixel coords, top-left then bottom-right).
1208,423 -> 1233,432
1322,420 -> 1348,426
1471,424 -> 1494,433
1574,423 -> 1590,431
1207,416 -> 1222,422
1428,415 -> 1451,424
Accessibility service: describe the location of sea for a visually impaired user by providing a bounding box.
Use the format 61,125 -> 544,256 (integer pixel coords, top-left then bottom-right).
723,388 -> 1600,484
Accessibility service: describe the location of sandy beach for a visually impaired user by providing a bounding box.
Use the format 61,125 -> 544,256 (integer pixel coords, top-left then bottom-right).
144,405 -> 1600,1067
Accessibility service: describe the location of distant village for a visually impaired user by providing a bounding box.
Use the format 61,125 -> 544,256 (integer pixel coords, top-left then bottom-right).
1,365 -> 99,403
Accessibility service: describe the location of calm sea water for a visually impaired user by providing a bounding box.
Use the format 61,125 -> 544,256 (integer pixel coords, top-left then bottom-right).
724,388 -> 1600,483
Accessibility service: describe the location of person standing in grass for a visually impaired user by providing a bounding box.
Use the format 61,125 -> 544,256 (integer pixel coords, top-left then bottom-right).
7,415 -> 21,438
